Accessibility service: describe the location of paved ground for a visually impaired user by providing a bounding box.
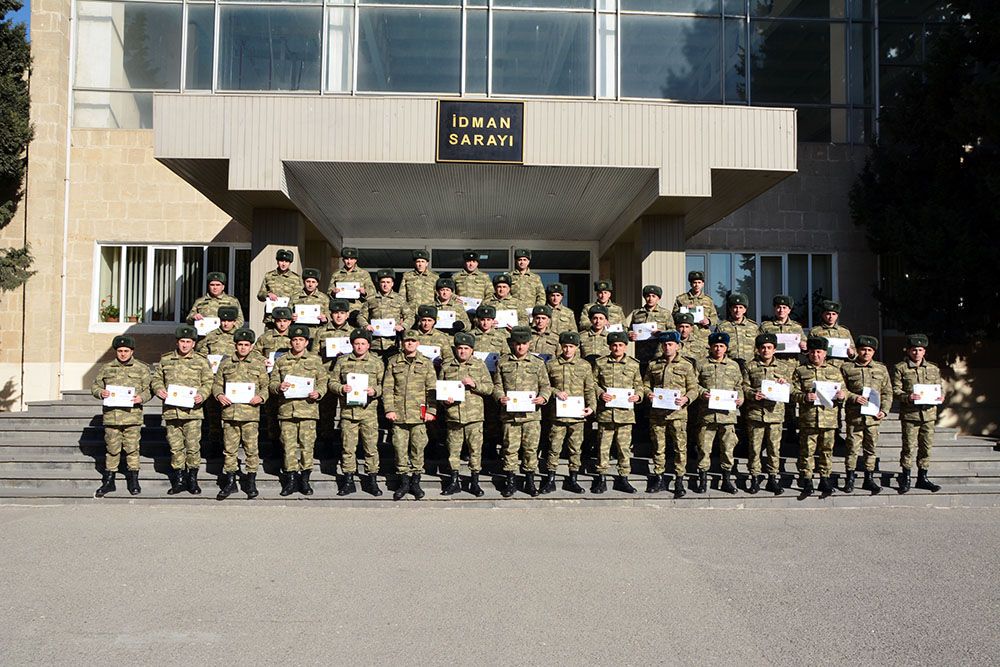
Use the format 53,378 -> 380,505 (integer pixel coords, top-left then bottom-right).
0,504 -> 997,665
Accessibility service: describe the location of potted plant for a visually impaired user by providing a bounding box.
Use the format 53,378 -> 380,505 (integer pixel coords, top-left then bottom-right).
126,310 -> 142,323
99,296 -> 119,323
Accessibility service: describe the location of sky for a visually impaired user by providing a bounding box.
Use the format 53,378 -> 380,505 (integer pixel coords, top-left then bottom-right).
4,0 -> 30,40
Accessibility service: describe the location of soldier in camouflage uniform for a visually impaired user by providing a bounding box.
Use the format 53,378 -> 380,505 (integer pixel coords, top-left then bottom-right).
626,284 -> 674,372
330,328 -> 385,497
358,269 -> 409,362
314,299 -> 354,360
399,249 -> 439,307
580,305 -> 611,366
529,305 -> 559,358
543,331 -> 595,494
257,249 -> 302,327
255,306 -> 292,445
471,304 -> 508,458
715,292 -> 758,368
578,279 -> 626,332
758,294 -> 806,373
431,277 -> 472,335
694,332 -> 745,494
437,332 -> 494,497
493,326 -> 552,497
383,330 -> 438,500
841,335 -> 891,494
327,247 -> 376,321
672,270 -> 718,333
212,328 -> 268,500
892,333 -> 943,494
196,305 -> 239,451
151,325 -> 214,495
791,336 -> 847,495
291,268 -> 331,342
509,249 -> 546,310
92,335 -> 152,497
545,283 -> 577,335
269,324 -> 327,496
643,331 -> 699,498
811,300 -> 856,367
483,273 -> 521,329
453,250 -> 494,302
412,304 -> 455,367
675,312 -> 706,367
591,331 -> 643,494
742,333 -> 790,495
186,271 -> 245,329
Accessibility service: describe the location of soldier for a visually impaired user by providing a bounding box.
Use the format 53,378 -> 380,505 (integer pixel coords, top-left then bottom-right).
327,247 -> 376,320
627,284 -> 674,373
580,305 -> 611,365
438,332 -> 494,497
493,326 -> 552,497
841,335 -> 891,494
432,277 -> 472,334
578,279 -> 626,332
471,304 -> 509,459
544,331 -> 595,494
758,294 -> 807,373
257,248 -> 302,327
453,250 -> 493,302
399,249 -> 439,307
151,325 -> 214,495
358,268 -> 409,362
269,324 -> 327,496
483,273 -> 521,328
892,333 -> 943,494
716,292 -> 758,368
314,299 -> 354,361
291,268 -> 331,342
383,330 -> 438,500
509,248 -> 545,310
643,331 -> 699,498
91,335 -> 152,497
592,331 -> 643,494
186,271 -> 245,329
672,270 -> 718,333
529,305 -> 559,358
195,306 -> 238,357
330,328 -> 385,497
545,283 -> 577,335
743,333 -> 790,495
674,312 -> 705,367
411,304 -> 455,367
791,336 -> 847,495
212,328 -> 268,500
811,300 -> 856,366
255,306 -> 293,444
694,332 -> 745,494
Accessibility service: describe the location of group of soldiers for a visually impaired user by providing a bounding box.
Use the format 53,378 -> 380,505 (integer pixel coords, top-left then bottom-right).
91,248 -> 945,501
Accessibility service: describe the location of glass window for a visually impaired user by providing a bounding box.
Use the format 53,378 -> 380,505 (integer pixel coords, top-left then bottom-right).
360,0 -> 461,5
432,249 -> 509,270
356,248 -> 420,270
495,0 -> 594,8
465,10 -> 488,95
724,18 -> 747,102
750,0 -> 845,18
74,90 -> 153,129
234,248 -> 252,318
759,255 -> 782,317
686,254 -> 706,277
185,4 -> 215,90
731,252 -> 756,316
527,249 -> 591,271
492,11 -> 594,97
879,23 -> 921,65
218,6 -> 322,91
357,8 -> 462,93
122,247 -> 146,323
98,246 -> 122,322
620,15 -> 724,102
811,253 -> 833,312
620,0 -> 721,13
850,22 -> 874,106
787,253 -> 809,324
750,20 -> 845,105
76,1 -> 183,90
326,6 -> 354,93
724,0 -> 744,13
878,0 -> 954,20
597,13 -> 616,99
181,246 -> 204,311
152,248 -> 177,322
708,252 -> 731,311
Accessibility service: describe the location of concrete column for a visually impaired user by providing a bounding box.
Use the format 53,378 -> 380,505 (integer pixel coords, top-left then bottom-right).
639,215 -> 687,304
608,241 -> 640,311
250,209 -> 306,335
303,240 -> 333,284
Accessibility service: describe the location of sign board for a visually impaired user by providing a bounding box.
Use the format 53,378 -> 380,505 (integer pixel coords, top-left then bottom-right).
436,100 -> 524,164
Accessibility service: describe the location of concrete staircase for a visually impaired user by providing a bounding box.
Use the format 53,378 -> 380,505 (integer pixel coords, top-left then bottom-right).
1,390 -> 998,507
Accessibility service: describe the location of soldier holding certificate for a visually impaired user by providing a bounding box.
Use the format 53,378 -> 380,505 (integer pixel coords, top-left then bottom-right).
892,333 -> 943,494
544,331 -> 596,495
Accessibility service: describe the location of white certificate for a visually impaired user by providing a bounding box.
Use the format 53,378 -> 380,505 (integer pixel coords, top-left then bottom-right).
336,281 -> 361,299
207,354 -> 225,374
761,379 -> 790,403
708,389 -> 739,411
473,351 -> 499,372
264,296 -> 289,314
505,391 -> 536,413
604,387 -> 635,409
324,336 -> 352,358
194,317 -> 220,337
860,386 -> 881,416
813,380 -> 842,408
495,309 -> 519,328
913,383 -> 943,405
294,304 -> 321,325
371,319 -> 396,337
345,373 -> 369,406
165,384 -> 197,408
225,382 -> 256,404
436,380 -> 466,403
282,374 -> 314,399
556,396 -> 586,418
265,351 -> 281,374
524,307 -> 536,320
435,310 -> 457,329
775,333 -> 801,353
103,385 -> 135,408
459,296 -> 482,312
652,388 -> 681,410
826,337 -> 852,358
605,323 -> 625,333
632,322 -> 659,341
417,345 -> 441,362
681,305 -> 705,322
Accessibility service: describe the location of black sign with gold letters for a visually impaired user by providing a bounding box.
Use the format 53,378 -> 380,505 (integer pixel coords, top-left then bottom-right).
436,100 -> 524,164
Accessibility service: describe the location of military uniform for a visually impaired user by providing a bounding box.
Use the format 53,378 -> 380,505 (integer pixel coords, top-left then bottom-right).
841,357 -> 891,476
578,301 -> 625,332
254,319 -> 292,443
580,328 -> 610,365
626,304 -> 674,368
291,287 -> 332,342
453,268 -> 493,302
644,354 -> 699,480
330,350 -> 385,476
382,350 -> 437,476
592,352 -> 643,478
438,354 -> 494,476
151,347 -> 214,478
492,349 -> 552,475
314,321 -> 354,365
509,269 -> 545,310
893,357 -> 942,472
472,326 -> 510,355
472,320 -> 509,454
530,329 -> 560,358
327,265 -> 376,318
413,327 -> 455,366
269,347 -> 328,476
195,327 -> 236,356
695,356 -> 745,474
91,354 -> 152,475
743,356 -> 789,478
716,317 -> 759,367
212,349 -> 268,477
257,266 -> 302,326
399,268 -> 440,307
186,292 -> 245,329
672,291 -> 718,329
546,353 -> 596,475
431,296 -> 472,334
482,293 -> 521,325
791,359 -> 844,483
811,323 -> 855,368
759,318 -> 805,373
548,304 -> 576,335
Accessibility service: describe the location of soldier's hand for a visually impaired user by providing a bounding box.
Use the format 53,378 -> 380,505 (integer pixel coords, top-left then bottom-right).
799,341 -> 808,351
806,392 -> 817,402
100,389 -> 111,398
909,393 -> 920,403
699,318 -> 709,327
445,398 -> 454,405
217,394 -> 232,407
676,396 -> 689,407
267,292 -> 278,300
308,391 -> 320,401
777,378 -> 788,384
628,394 -> 640,403
423,413 -> 436,422
877,410 -> 886,419
532,396 -> 546,405
755,391 -> 765,401
394,324 -> 404,332
279,381 -> 291,391
366,325 -> 375,332
735,397 -> 744,407
250,396 -> 263,406
193,313 -> 204,320
194,395 -> 204,404
319,315 -> 328,323
601,392 -> 613,402
702,391 -> 711,400
583,407 -> 594,417
156,389 -> 168,400
628,331 -> 638,341
385,411 -> 398,421
359,286 -> 367,295
366,387 -> 375,396
462,376 -> 476,388
557,391 -> 569,401
835,390 -> 846,401
855,395 -> 868,405
342,385 -> 352,394
499,396 -> 509,405
133,396 -> 143,405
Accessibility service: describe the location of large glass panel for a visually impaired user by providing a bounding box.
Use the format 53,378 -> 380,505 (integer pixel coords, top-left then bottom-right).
810,253 -> 833,315
878,65 -> 918,106
750,0 -> 844,18
724,17 -> 747,102
152,248 -> 177,322
185,4 -> 215,90
686,253 -> 706,277
432,249 -> 509,270
496,0 -> 593,8
597,13 -> 617,99
360,0 -> 461,5
357,8 -> 461,93
759,255 -> 782,320
76,1 -> 183,90
724,0 -> 745,13
207,246 -> 230,278
850,22 -> 874,105
879,23 -> 921,65
750,20 -> 845,105
326,6 -> 353,92
732,252 -> 756,316
234,248 -> 252,318
528,249 -> 590,270
620,15 -> 723,102
98,246 -> 121,322
787,253 -> 808,324
357,248 -> 421,270
708,252 -> 731,312
492,11 -> 594,97
218,6 -> 322,91
878,0 -> 954,20
122,247 -> 146,323
74,90 -> 153,129
620,0 -> 720,13
555,273 -> 591,313
181,247 -> 204,313
465,10 -> 488,94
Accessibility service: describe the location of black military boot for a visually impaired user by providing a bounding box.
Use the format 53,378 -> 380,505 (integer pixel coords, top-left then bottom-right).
720,470 -> 737,494
442,471 -> 461,496
337,473 -> 357,496
916,469 -> 941,492
818,476 -> 834,494
748,474 -> 760,495
523,472 -> 539,497
765,474 -> 784,496
216,472 -> 237,500
591,474 -> 607,494
469,472 -> 485,497
898,468 -> 911,494
501,472 -> 516,498
800,475 -> 814,495
245,472 -> 259,499
410,474 -> 425,499
696,470 -> 708,494
539,471 -> 557,495
613,475 -> 637,494
861,470 -> 881,495
843,471 -> 856,493
366,473 -> 383,497
673,476 -> 686,498
279,471 -> 298,497
95,470 -> 116,497
563,471 -> 585,494
299,470 -> 314,496
186,468 -> 202,495
167,468 -> 185,495
393,474 -> 411,501
646,474 -> 661,493
124,470 -> 140,496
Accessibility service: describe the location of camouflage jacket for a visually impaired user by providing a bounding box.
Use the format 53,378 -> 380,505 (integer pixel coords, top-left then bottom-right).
330,352 -> 385,420
327,266 -> 376,314
453,269 -> 493,301
643,355 -> 698,423
255,329 -> 291,372
399,269 -> 440,306
580,328 -> 610,365
792,362 -> 843,429
626,305 -> 675,365
716,317 -> 759,364
530,330 -> 560,358
593,354 -> 644,424
314,322 -> 354,365
91,358 -> 152,426
742,357 -> 789,423
438,357 -> 494,425
430,297 -> 472,334
578,300 -> 626,331
413,328 -> 455,367
358,291 -> 410,352
151,350 -> 214,421
291,289 -> 332,326
509,269 -> 546,309
269,350 -> 328,419
482,294 -> 522,326
472,327 -> 510,356
842,359 -> 891,424
696,356 -> 745,424
257,268 -> 303,302
383,352 -> 437,423
546,354 -> 597,424
548,304 -> 577,335
672,291 -> 718,328
195,328 -> 236,357
893,359 -> 943,423
492,353 -> 552,423
185,293 -> 245,329
810,323 -> 855,366
212,352 -> 269,422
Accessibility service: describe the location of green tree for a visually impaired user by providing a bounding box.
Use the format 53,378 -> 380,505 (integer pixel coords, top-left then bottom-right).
850,0 -> 1000,344
0,0 -> 34,291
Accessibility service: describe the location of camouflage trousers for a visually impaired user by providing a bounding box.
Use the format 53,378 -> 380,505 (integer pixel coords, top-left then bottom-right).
547,421 -> 586,472
446,422 -> 484,473
280,417 -> 317,473
900,420 -> 935,470
391,422 -> 427,475
164,419 -> 202,470
798,427 -> 836,478
104,424 -> 141,472
596,423 -> 633,475
696,423 -> 737,472
650,419 -> 687,476
341,415 -> 380,475
747,421 -> 782,475
845,419 -> 881,472
501,420 -> 541,473
222,420 -> 260,473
